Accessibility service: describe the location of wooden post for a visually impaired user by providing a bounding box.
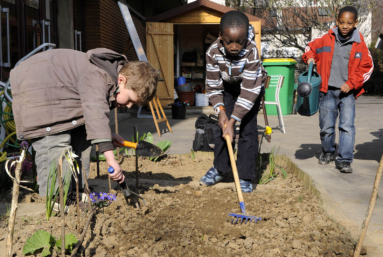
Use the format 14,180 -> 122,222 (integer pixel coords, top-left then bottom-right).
134,126 -> 139,189
76,178 -> 80,234
115,108 -> 119,160
6,161 -> 22,257
83,168 -> 92,212
96,144 -> 100,178
58,159 -> 65,257
353,154 -> 383,257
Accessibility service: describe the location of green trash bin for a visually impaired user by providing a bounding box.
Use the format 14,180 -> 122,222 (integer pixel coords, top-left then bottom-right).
263,58 -> 297,115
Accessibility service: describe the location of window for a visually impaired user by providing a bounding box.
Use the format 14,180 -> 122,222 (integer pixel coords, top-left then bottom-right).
318,8 -> 329,16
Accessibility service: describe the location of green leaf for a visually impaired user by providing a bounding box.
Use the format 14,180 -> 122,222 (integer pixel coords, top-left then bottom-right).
124,148 -> 130,157
191,149 -> 195,160
281,167 -> 287,179
41,247 -> 51,257
146,132 -> 153,144
23,230 -> 55,256
55,233 -> 78,253
156,140 -> 172,153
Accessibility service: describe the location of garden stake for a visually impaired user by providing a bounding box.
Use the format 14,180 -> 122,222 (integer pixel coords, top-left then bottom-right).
224,126 -> 261,225
134,126 -> 139,189
58,158 -> 65,257
70,206 -> 97,257
354,154 -> 383,257
76,177 -> 80,234
83,168 -> 92,212
96,144 -> 100,177
115,108 -> 120,159
6,158 -> 22,257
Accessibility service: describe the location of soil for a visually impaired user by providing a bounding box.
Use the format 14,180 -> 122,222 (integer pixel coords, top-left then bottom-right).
0,153 -> 357,257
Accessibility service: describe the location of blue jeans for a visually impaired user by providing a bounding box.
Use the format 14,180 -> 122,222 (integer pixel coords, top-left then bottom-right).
319,88 -> 355,163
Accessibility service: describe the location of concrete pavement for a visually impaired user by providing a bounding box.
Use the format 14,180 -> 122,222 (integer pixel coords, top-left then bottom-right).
111,95 -> 383,255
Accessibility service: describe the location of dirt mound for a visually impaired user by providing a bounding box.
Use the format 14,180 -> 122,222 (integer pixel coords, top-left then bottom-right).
0,154 -> 356,257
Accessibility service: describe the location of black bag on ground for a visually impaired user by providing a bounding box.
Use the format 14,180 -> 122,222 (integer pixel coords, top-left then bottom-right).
192,114 -> 219,152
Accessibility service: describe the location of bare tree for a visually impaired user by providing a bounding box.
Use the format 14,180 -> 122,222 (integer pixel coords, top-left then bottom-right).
225,0 -> 242,9
227,0 -> 382,54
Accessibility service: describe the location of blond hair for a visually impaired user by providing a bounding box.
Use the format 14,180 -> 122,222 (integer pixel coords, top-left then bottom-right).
119,61 -> 159,106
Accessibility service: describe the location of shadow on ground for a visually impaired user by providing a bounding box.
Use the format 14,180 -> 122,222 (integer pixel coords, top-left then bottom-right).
294,144 -> 322,160
354,129 -> 383,162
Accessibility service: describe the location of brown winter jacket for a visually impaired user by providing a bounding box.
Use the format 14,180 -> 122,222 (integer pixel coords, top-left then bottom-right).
10,48 -> 127,150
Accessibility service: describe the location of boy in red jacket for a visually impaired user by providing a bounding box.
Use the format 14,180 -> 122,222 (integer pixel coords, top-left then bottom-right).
302,6 -> 374,173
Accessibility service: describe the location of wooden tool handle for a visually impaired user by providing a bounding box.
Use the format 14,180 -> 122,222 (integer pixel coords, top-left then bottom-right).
354,154 -> 383,256
225,134 -> 245,205
122,141 -> 138,149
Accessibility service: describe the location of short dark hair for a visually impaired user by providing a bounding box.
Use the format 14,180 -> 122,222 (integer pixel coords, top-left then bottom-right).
338,6 -> 358,20
220,11 -> 249,32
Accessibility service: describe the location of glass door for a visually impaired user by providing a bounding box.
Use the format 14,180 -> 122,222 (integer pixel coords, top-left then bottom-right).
0,0 -> 20,81
0,0 -> 57,82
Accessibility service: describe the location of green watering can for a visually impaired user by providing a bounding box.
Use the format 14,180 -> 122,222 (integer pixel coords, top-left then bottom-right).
296,62 -> 322,116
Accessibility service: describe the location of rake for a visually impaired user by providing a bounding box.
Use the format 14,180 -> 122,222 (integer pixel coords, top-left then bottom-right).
224,132 -> 261,224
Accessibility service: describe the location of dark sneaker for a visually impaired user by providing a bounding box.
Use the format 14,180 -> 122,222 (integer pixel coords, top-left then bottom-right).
337,162 -> 353,173
318,152 -> 333,165
239,179 -> 253,193
199,166 -> 224,186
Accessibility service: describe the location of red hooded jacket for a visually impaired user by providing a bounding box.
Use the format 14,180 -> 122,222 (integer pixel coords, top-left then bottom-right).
302,28 -> 374,98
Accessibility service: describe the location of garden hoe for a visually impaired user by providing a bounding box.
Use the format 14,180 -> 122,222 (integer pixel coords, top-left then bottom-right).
108,167 -> 146,207
225,126 -> 261,224
121,140 -> 163,157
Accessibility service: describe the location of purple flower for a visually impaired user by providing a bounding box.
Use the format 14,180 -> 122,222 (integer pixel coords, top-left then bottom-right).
20,141 -> 29,149
107,194 -> 116,202
90,192 -> 98,202
110,194 -> 116,201
98,192 -> 106,201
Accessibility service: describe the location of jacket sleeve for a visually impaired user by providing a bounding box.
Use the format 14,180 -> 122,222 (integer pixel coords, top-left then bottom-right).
231,46 -> 266,122
205,48 -> 224,110
77,70 -> 112,142
346,43 -> 374,91
302,37 -> 323,63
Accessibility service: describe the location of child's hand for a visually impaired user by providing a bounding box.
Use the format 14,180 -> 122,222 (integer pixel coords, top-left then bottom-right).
111,133 -> 124,147
104,150 -> 125,183
222,119 -> 236,143
218,112 -> 229,130
308,58 -> 315,65
340,83 -> 351,94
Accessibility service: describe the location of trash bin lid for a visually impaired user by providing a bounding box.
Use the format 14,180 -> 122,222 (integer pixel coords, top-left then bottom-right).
263,58 -> 297,66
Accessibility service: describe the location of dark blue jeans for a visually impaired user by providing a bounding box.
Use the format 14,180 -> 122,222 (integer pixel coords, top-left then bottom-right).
319,88 -> 355,163
213,84 -> 263,180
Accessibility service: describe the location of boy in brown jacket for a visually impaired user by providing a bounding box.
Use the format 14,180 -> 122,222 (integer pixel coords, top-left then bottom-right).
10,48 -> 158,196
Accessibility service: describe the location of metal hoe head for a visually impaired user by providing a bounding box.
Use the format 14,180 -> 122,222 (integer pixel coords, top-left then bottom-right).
228,213 -> 262,224
136,140 -> 164,157
119,180 -> 146,207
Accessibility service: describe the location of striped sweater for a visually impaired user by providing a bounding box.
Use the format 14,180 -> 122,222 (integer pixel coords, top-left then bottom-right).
205,25 -> 267,122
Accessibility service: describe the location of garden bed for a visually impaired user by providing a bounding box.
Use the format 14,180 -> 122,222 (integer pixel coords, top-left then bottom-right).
0,153 -> 356,256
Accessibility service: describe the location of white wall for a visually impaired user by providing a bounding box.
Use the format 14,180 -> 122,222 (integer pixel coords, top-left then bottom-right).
187,0 -> 225,5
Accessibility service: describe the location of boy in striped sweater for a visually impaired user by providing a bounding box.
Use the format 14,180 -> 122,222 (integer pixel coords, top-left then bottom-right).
303,6 -> 374,173
199,11 -> 267,193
